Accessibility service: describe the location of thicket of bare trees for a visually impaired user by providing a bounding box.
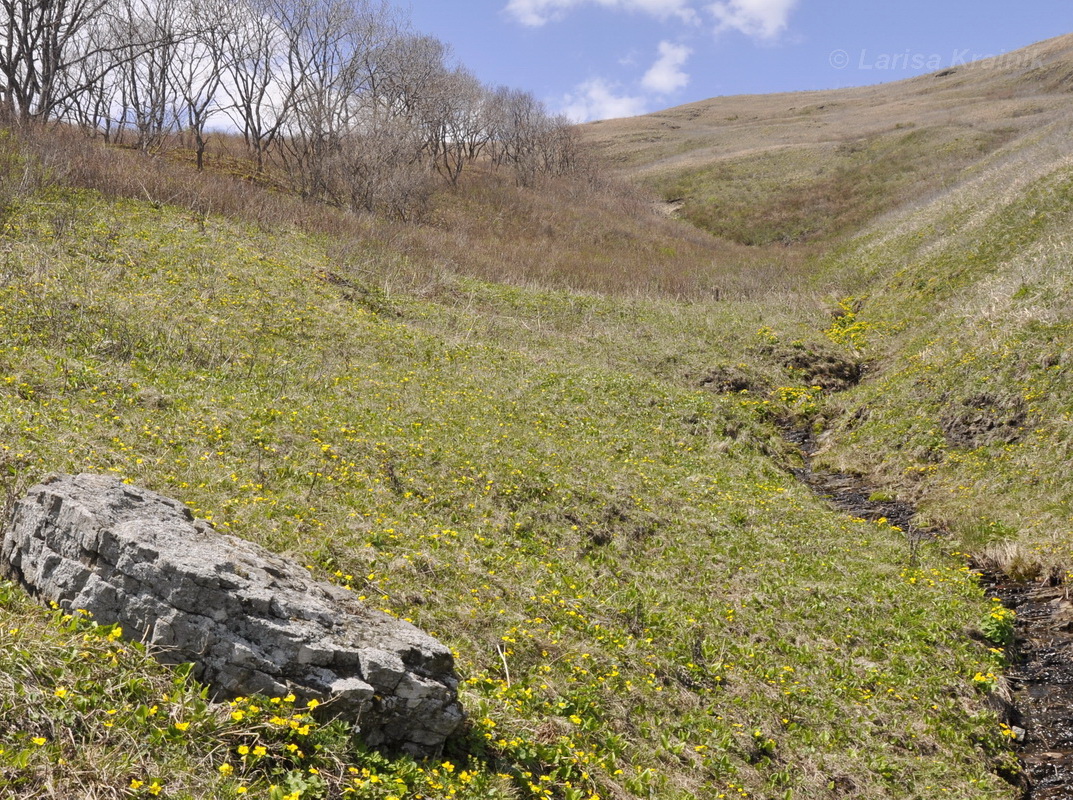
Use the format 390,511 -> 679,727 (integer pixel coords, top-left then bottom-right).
0,0 -> 582,215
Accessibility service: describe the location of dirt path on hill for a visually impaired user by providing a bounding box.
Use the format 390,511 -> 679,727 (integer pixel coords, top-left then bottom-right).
782,425 -> 1073,799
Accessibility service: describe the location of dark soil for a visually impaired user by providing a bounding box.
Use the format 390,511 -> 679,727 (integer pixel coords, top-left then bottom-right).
699,365 -> 764,394
763,344 -> 863,392
783,426 -> 922,538
985,573 -> 1073,800
941,393 -> 1029,449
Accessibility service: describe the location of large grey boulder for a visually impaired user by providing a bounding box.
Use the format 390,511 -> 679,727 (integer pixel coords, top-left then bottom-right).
0,474 -> 464,755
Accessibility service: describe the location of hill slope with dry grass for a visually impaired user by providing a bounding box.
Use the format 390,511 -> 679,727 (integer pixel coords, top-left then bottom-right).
582,31 -> 1073,594
584,34 -> 1073,246
21,128 -> 799,300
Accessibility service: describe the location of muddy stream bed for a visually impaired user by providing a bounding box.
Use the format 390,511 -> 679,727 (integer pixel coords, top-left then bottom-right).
783,426 -> 1073,798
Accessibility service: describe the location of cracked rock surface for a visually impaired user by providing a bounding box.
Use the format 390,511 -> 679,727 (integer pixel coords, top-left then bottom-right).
0,473 -> 463,755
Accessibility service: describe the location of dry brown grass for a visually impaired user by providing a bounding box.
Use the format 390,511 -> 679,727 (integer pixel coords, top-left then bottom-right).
977,541 -> 1050,583
26,34 -> 1073,301
15,125 -> 811,299
397,164 -> 815,297
586,34 -> 1073,179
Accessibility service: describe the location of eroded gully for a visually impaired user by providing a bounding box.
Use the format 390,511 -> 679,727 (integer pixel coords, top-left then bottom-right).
782,425 -> 1073,799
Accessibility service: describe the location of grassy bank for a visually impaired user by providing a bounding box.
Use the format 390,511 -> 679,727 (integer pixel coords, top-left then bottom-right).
811,119 -> 1073,573
0,183 -> 1016,799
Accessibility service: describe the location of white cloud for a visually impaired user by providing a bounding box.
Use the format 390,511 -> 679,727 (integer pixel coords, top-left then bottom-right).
560,78 -> 649,122
505,0 -> 698,27
505,0 -> 801,40
707,0 -> 798,39
641,41 -> 692,93
560,40 -> 691,122
540,0 -> 802,121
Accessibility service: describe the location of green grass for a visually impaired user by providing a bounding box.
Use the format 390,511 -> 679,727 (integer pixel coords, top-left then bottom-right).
0,186 -> 1019,799
809,122 -> 1073,568
647,127 -> 1010,246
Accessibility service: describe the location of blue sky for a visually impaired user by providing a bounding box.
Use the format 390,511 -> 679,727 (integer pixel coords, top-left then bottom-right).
405,0 -> 1073,121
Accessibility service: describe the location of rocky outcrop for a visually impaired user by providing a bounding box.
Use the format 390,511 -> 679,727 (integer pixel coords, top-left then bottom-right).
0,474 -> 463,755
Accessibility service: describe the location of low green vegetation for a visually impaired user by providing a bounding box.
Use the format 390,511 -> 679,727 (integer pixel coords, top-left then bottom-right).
7,40 -> 1073,800
813,120 -> 1073,569
649,127 -> 1010,246
0,184 -> 1018,799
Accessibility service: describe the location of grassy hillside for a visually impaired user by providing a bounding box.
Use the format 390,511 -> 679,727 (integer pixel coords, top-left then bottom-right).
582,31 -> 1073,575
649,125 -> 1012,246
809,115 -> 1073,570
27,128 -> 800,301
0,170 -> 1016,799
7,33 -> 1073,800
584,35 -> 1073,249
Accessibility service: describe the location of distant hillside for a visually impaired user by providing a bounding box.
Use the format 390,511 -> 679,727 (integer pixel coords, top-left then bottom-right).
581,30 -> 1073,569
583,34 -> 1073,246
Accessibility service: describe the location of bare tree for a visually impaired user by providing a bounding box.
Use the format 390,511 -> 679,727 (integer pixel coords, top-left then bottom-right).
491,87 -> 543,185
113,0 -> 186,151
276,0 -> 393,197
330,115 -> 431,218
0,0 -> 152,124
50,20 -> 123,137
370,33 -> 447,129
174,0 -> 235,169
538,114 -> 583,177
484,87 -> 583,186
457,73 -> 492,162
0,0 -> 589,214
422,66 -> 486,185
222,0 -> 292,172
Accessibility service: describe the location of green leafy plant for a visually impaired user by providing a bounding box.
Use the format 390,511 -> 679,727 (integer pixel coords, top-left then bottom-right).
981,603 -> 1016,648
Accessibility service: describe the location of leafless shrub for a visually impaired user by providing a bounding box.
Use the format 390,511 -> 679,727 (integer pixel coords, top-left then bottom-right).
327,121 -> 433,219
0,0 -> 598,218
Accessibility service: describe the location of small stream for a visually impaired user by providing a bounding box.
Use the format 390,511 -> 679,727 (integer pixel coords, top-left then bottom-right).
783,427 -> 922,539
782,425 -> 1073,798
987,574 -> 1073,799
